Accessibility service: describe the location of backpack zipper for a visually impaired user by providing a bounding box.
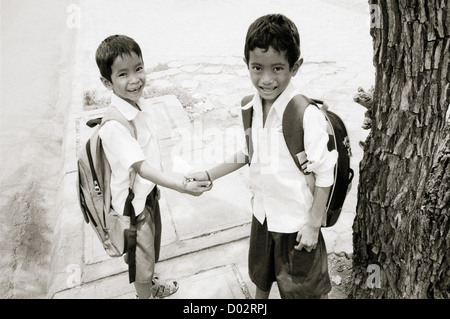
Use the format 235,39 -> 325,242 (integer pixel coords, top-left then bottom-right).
86,139 -> 103,196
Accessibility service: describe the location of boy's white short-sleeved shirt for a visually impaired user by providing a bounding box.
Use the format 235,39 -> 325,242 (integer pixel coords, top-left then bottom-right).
244,81 -> 338,233
99,94 -> 162,216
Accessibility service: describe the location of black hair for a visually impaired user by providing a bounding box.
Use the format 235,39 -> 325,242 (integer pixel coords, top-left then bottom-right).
95,35 -> 143,83
244,14 -> 300,69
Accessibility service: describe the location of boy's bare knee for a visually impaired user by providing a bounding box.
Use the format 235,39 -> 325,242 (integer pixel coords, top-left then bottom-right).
255,286 -> 271,299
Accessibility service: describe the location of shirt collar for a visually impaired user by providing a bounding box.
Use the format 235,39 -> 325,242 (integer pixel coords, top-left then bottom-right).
109,93 -> 144,121
252,81 -> 298,120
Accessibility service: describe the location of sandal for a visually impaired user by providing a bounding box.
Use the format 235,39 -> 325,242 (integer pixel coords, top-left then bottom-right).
151,276 -> 179,298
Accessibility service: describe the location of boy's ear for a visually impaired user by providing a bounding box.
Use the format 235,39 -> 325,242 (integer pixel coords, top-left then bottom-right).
291,57 -> 303,76
100,77 -> 113,90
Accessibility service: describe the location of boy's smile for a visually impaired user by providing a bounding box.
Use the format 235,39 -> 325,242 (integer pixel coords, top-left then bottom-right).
247,46 -> 301,105
102,51 -> 146,106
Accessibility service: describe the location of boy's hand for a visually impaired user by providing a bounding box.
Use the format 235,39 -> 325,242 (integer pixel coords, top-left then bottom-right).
182,179 -> 212,196
184,170 -> 210,183
295,223 -> 320,252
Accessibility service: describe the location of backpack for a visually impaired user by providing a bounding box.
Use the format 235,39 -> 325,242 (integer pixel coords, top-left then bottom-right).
76,105 -> 139,283
241,94 -> 354,228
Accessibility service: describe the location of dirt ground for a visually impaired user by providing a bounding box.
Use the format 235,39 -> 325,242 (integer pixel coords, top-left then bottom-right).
328,254 -> 353,299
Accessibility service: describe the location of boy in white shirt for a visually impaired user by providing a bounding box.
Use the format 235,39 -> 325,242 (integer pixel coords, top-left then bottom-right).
96,35 -> 212,299
185,14 -> 337,298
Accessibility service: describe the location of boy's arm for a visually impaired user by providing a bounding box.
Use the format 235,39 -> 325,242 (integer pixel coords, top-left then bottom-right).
295,106 -> 336,251
100,122 -> 209,195
188,94 -> 252,182
133,160 -> 211,195
295,185 -> 330,252
185,150 -> 248,182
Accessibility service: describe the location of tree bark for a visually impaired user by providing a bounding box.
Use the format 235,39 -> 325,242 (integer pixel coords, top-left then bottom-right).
351,0 -> 449,298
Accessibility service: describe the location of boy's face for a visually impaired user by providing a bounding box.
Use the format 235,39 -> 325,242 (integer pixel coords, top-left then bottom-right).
101,51 -> 146,105
247,46 -> 302,104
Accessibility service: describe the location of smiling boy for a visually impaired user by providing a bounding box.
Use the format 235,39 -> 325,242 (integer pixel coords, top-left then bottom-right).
95,35 -> 211,299
101,51 -> 145,105
185,14 -> 337,298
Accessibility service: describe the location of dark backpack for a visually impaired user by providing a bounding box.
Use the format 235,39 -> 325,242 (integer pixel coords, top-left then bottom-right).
241,94 -> 354,227
76,105 -> 139,283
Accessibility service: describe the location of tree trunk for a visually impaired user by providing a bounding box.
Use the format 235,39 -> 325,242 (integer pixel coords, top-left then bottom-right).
351,0 -> 449,298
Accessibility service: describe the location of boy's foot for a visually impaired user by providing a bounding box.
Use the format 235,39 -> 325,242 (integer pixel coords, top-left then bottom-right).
151,276 -> 179,298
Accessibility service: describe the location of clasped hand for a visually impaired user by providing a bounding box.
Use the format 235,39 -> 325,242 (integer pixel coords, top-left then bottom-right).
182,170 -> 213,196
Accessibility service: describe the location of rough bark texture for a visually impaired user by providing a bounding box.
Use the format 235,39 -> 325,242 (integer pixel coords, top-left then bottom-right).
351,0 -> 450,298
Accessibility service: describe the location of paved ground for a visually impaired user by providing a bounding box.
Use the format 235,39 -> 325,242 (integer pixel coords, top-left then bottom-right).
3,0 -> 375,300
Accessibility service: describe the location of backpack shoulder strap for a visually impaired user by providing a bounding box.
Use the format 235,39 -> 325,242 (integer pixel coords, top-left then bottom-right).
241,95 -> 254,163
241,94 -> 254,131
101,105 -> 137,139
100,105 -> 138,187
282,94 -> 317,174
241,94 -> 254,107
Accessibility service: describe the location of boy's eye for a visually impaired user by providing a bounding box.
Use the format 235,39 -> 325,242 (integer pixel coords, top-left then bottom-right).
118,72 -> 127,77
274,67 -> 284,71
252,66 -> 262,71
136,66 -> 143,72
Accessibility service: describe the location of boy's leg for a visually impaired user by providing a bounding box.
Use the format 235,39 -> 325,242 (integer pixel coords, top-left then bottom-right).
129,208 -> 156,299
248,216 -> 276,298
133,188 -> 178,299
132,188 -> 164,299
134,282 -> 154,299
255,284 -> 272,299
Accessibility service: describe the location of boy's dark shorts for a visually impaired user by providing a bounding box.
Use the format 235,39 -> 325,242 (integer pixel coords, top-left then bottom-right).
248,216 -> 331,298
